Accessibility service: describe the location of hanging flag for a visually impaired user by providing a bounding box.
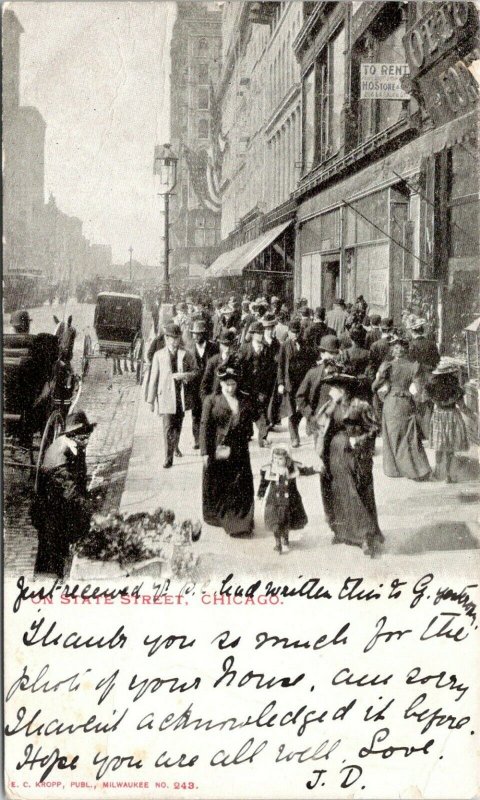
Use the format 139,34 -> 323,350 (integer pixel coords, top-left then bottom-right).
184,146 -> 221,213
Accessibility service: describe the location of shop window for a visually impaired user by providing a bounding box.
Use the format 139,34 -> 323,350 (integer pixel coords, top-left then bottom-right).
345,191 -> 388,245
301,24 -> 345,172
198,118 -> 209,139
198,88 -> 209,110
448,145 -> 480,260
353,5 -> 406,144
198,63 -> 209,84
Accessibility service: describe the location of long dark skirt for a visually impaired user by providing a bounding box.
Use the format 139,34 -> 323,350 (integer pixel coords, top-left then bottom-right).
321,431 -> 383,548
382,393 -> 430,480
202,448 -> 254,536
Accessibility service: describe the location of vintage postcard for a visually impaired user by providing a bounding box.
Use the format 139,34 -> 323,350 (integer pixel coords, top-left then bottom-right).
2,1 -> 479,798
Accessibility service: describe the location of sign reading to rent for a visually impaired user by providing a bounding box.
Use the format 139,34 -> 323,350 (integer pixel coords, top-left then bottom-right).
360,63 -> 410,99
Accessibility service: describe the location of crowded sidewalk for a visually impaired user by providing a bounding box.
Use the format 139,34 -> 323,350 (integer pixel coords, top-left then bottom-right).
120,375 -> 480,580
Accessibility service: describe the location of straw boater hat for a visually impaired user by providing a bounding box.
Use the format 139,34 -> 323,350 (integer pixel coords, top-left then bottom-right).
410,317 -> 427,331
390,333 -> 409,347
216,364 -> 240,382
432,359 -> 458,376
321,373 -> 361,389
249,321 -> 264,336
190,318 -> 208,334
262,313 -> 277,328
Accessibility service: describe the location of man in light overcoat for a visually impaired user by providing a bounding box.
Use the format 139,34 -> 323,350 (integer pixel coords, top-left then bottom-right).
147,322 -> 197,468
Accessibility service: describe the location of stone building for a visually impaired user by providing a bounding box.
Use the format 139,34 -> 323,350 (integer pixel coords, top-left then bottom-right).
3,9 -> 46,279
169,1 -> 223,287
207,2 -> 314,301
293,0 -> 479,352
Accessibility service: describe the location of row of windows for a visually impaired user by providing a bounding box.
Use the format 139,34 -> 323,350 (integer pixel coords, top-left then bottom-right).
267,106 -> 301,208
268,6 -> 302,112
302,5 -> 407,174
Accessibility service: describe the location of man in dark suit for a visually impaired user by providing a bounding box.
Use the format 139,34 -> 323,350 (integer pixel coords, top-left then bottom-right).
342,325 -> 370,376
238,321 -> 275,447
296,335 -> 341,446
408,319 -> 440,369
188,318 -> 218,449
325,298 -> 349,335
262,313 -> 281,428
277,319 -> 316,447
407,318 -> 440,438
200,329 -> 237,403
368,318 -> 394,377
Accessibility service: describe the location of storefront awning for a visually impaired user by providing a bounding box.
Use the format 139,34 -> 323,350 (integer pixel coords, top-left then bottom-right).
206,221 -> 292,278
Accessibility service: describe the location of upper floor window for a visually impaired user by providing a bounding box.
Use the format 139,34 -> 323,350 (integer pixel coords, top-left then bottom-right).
198,37 -> 208,54
198,88 -> 209,110
352,4 -> 406,144
302,24 -> 345,173
198,63 -> 209,84
198,119 -> 209,139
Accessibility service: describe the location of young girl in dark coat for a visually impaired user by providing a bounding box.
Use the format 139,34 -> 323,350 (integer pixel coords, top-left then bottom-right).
426,361 -> 470,483
257,444 -> 308,554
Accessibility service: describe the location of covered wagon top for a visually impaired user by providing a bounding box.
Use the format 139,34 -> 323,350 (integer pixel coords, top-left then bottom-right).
96,292 -> 142,301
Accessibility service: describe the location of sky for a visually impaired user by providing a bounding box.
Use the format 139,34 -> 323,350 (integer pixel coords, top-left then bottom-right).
11,1 -> 176,265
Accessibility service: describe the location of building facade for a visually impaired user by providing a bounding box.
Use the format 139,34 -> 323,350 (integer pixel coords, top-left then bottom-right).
207,1 -> 314,301
293,0 -> 479,356
2,8 -> 114,309
169,1 -> 223,286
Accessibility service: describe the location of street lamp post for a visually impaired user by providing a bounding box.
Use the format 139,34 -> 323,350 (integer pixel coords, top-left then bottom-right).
153,143 -> 178,303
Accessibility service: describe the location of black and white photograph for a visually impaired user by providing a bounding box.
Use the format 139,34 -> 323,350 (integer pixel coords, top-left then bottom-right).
2,3 -> 480,798
3,0 -> 479,582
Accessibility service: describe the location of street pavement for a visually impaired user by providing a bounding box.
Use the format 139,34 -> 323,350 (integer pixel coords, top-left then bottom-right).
121,379 -> 480,581
4,302 -> 479,582
3,301 -> 140,577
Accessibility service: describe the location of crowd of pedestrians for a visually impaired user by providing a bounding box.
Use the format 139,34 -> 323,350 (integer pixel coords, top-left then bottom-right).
142,289 -> 473,560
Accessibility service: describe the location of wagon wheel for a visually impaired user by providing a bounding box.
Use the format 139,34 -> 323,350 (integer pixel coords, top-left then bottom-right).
34,409 -> 65,493
68,374 -> 82,415
81,334 -> 93,377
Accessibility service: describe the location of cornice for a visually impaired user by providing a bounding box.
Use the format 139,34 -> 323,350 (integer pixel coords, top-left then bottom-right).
264,83 -> 301,136
294,118 -> 413,201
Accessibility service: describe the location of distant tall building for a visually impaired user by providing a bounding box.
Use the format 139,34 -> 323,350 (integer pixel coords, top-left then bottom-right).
3,9 -> 46,277
169,1 -> 222,286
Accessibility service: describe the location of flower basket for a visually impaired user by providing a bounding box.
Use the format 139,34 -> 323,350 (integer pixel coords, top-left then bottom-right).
72,508 -> 202,579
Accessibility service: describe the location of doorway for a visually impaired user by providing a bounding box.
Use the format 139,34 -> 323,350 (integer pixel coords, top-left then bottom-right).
322,257 -> 340,310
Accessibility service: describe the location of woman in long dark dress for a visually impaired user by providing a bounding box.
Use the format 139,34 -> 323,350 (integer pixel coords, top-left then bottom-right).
200,364 -> 255,536
373,336 -> 431,480
315,374 -> 384,557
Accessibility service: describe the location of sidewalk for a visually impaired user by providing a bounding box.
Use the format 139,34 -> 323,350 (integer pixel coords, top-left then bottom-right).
120,386 -> 480,580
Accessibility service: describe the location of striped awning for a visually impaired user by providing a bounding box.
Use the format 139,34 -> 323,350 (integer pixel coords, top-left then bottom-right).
206,221 -> 292,278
